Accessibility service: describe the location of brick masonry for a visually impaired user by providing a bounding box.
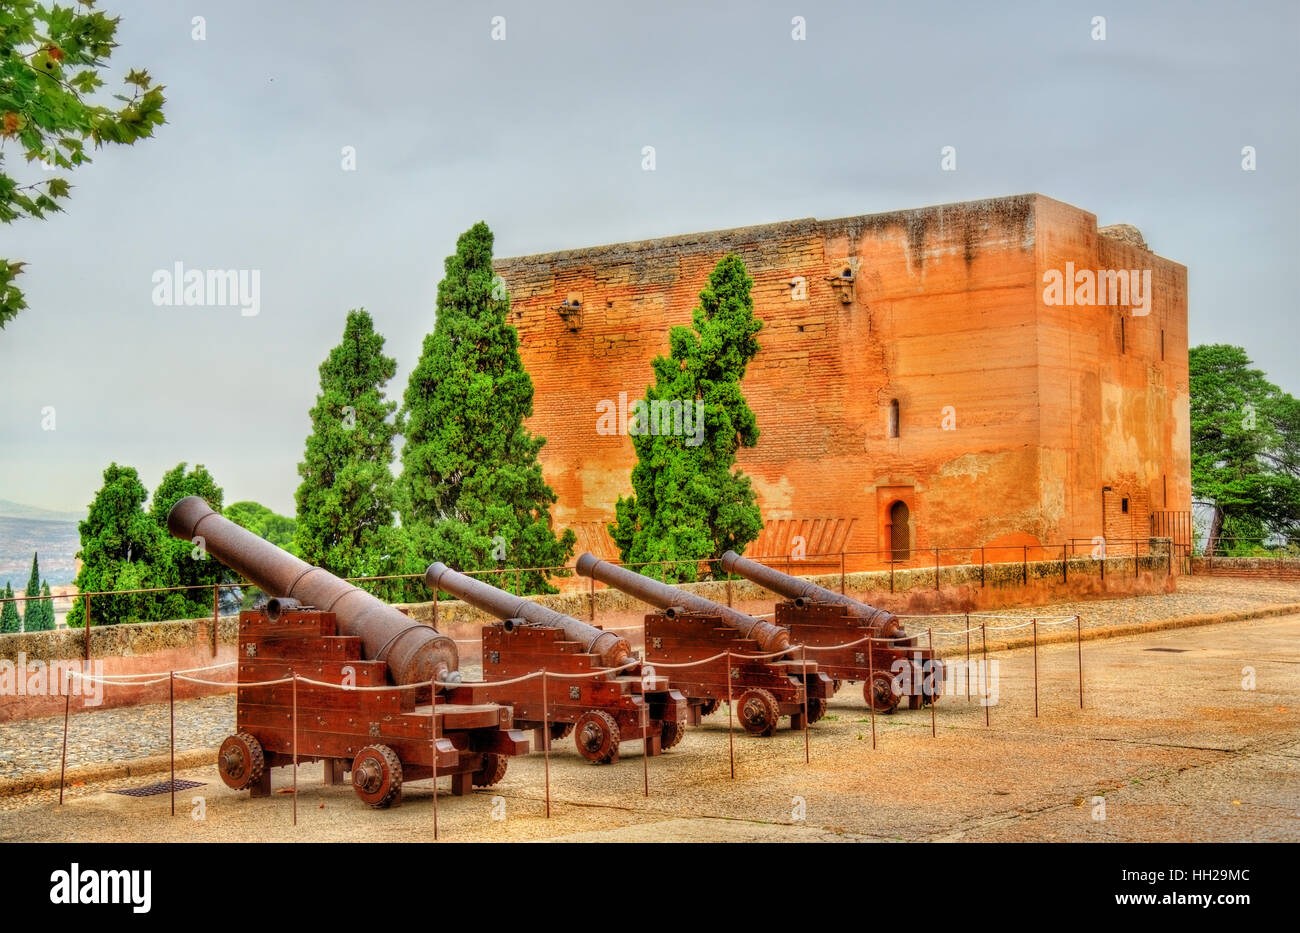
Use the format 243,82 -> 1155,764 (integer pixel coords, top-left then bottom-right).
494,194 -> 1190,563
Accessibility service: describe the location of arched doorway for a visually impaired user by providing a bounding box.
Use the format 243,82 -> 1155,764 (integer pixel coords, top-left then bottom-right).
888,500 -> 910,561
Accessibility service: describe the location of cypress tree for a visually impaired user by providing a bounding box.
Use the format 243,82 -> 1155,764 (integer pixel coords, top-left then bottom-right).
295,309 -> 405,599
21,552 -> 40,631
609,253 -> 765,581
398,222 -> 575,595
0,582 -> 20,633
36,581 -> 55,631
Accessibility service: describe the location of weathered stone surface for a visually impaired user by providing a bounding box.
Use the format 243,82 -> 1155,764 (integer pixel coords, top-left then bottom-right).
495,194 -> 1189,564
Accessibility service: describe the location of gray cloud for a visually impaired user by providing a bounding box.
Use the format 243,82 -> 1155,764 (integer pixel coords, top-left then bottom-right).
1,0 -> 1296,513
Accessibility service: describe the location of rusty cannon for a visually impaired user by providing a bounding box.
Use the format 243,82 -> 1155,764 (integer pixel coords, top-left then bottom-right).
574,552 -> 833,736
167,496 -> 528,808
720,549 -> 943,713
425,563 -> 688,764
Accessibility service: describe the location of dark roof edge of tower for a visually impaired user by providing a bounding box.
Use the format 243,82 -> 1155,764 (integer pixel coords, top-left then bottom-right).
495,193 -> 1048,268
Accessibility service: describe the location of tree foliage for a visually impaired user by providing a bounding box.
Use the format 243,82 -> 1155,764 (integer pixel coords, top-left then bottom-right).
295,309 -> 406,599
609,253 -> 765,581
397,222 -> 574,596
148,462 -> 225,619
0,581 -> 19,633
225,501 -> 298,555
20,550 -> 53,630
1189,344 -> 1300,554
0,0 -> 166,328
66,461 -> 228,627
65,462 -> 160,627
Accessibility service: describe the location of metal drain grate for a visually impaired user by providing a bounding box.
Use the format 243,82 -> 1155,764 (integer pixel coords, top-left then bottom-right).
1144,648 -> 1188,653
111,779 -> 206,797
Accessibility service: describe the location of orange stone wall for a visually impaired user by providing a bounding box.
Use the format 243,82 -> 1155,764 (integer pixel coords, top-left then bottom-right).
494,194 -> 1189,564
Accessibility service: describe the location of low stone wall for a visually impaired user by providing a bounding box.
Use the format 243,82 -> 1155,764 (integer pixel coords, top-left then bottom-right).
1191,556 -> 1300,579
0,552 -> 1173,721
0,617 -> 239,722
401,552 -> 1176,650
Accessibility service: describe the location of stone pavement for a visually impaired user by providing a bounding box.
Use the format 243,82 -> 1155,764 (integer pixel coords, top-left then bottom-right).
0,574 -> 1295,794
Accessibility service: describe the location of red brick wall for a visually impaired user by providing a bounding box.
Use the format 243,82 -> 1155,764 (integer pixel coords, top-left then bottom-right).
495,194 -> 1189,562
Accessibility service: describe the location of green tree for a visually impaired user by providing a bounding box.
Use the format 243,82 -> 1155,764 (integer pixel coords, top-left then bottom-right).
295,309 -> 406,598
609,253 -> 765,581
148,462 -> 225,619
225,501 -> 298,555
0,582 -> 19,633
226,500 -> 298,607
66,462 -> 162,627
1189,344 -> 1300,555
21,551 -> 40,630
35,579 -> 54,630
397,222 -> 575,596
0,0 -> 166,328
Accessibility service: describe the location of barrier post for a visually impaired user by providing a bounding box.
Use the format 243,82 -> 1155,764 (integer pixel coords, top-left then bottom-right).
431,677 -> 439,840
291,671 -> 298,827
726,652 -> 735,780
801,643 -> 810,764
868,638 -> 877,750
928,628 -> 936,737
965,613 -> 971,702
982,623 -> 990,727
542,670 -> 551,818
1032,618 -> 1039,718
58,669 -> 71,806
1077,615 -> 1084,709
641,689 -> 649,798
169,671 -> 176,816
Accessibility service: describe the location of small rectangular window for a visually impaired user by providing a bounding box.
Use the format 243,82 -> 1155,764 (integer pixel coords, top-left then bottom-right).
1121,497 -> 1130,514
1160,329 -> 1165,361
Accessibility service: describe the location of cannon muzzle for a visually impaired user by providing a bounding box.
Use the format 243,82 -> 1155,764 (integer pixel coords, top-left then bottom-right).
424,562 -> 633,669
574,552 -> 790,654
167,496 -> 459,687
720,549 -> 903,637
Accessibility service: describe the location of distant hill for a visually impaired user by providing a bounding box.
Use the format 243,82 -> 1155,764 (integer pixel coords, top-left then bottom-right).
0,515 -> 81,587
0,499 -> 86,522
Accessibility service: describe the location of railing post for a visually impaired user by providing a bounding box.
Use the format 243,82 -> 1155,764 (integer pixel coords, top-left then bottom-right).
83,592 -> 91,662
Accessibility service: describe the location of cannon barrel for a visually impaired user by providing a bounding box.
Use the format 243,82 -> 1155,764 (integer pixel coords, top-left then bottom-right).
574,553 -> 790,654
720,549 -> 903,637
424,562 -> 633,668
167,496 -> 458,687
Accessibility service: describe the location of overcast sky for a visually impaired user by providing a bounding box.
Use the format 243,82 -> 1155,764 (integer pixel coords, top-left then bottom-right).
1,0 -> 1296,515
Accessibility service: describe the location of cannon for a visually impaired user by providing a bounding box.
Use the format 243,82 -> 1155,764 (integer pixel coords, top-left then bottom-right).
574,553 -> 833,736
720,549 -> 943,713
167,497 -> 529,808
425,563 -> 689,764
